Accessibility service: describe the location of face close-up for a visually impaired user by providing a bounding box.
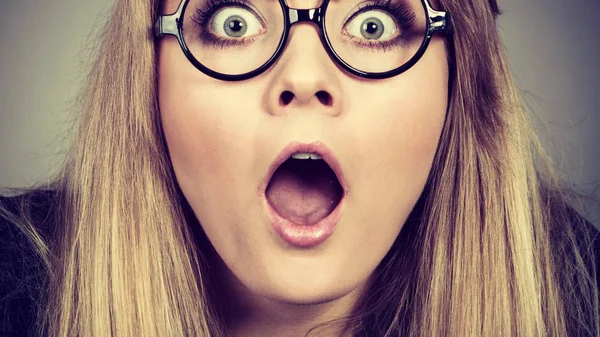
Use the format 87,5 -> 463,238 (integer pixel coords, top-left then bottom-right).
158,0 -> 449,315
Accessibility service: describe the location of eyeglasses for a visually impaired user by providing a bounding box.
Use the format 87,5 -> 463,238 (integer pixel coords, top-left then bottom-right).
154,0 -> 451,81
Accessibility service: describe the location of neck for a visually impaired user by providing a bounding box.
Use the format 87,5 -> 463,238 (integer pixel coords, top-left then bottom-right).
231,289 -> 362,337
210,256 -> 370,337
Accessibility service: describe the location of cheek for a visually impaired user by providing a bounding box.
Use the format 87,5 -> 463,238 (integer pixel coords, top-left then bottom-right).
367,79 -> 445,172
159,75 -> 231,196
350,41 -> 447,175
157,40 -> 259,223
341,40 -> 448,244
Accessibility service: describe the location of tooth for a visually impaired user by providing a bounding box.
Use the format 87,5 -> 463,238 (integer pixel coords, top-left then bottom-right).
310,153 -> 322,160
291,152 -> 311,159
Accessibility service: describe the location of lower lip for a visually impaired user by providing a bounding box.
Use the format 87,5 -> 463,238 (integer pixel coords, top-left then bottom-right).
262,195 -> 344,248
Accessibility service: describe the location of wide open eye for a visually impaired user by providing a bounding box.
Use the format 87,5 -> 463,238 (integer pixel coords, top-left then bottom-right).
209,6 -> 264,38
344,10 -> 399,42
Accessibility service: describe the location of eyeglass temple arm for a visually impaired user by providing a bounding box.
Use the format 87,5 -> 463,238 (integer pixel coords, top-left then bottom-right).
428,7 -> 452,35
155,15 -> 178,37
154,1 -> 186,37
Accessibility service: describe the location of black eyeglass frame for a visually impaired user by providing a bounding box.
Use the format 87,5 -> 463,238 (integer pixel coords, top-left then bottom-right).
154,0 -> 452,81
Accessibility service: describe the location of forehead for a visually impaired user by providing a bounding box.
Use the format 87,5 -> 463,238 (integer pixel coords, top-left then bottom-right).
164,0 -> 440,13
181,0 -> 435,5
285,0 -> 323,8
269,0 -> 441,8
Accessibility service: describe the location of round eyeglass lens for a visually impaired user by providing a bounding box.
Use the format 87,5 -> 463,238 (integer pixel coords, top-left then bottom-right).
181,0 -> 285,76
325,0 -> 428,73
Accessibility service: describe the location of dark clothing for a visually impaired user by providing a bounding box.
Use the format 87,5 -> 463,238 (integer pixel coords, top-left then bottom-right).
0,190 -> 56,337
0,190 -> 599,336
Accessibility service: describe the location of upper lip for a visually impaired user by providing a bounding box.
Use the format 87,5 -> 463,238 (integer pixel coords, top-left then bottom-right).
259,141 -> 348,198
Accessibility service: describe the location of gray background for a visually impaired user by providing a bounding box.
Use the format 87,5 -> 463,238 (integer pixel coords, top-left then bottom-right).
1,0 -> 599,222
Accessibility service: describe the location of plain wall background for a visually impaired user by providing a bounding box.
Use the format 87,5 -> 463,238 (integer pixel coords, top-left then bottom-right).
1,0 -> 599,222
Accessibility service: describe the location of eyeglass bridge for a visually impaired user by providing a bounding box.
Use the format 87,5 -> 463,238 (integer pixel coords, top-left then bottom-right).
288,8 -> 323,25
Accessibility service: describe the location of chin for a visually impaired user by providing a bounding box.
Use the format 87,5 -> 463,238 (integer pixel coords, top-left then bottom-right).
261,282 -> 352,306
248,262 -> 363,306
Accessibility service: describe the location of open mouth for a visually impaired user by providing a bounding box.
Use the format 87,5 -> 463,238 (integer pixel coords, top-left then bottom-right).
265,153 -> 344,226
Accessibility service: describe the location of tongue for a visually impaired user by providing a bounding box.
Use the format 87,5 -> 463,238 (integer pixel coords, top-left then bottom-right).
266,160 -> 341,226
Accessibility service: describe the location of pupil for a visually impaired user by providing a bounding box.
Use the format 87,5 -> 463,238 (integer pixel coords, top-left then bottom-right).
229,20 -> 243,32
366,22 -> 378,34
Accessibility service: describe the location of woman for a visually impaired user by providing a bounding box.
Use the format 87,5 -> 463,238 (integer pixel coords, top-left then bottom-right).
1,0 -> 598,336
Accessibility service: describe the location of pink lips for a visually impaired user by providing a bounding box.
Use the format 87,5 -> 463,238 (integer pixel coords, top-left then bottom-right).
259,141 -> 347,248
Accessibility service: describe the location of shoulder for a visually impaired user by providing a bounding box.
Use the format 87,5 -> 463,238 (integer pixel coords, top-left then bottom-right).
0,189 -> 57,337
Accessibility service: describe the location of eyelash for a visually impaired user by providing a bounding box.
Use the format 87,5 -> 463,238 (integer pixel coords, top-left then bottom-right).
191,0 -> 417,50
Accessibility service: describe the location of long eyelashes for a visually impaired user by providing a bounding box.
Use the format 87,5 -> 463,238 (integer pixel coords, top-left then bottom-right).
355,0 -> 417,30
193,0 -> 252,22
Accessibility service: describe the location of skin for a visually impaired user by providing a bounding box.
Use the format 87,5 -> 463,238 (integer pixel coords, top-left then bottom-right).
158,0 -> 448,335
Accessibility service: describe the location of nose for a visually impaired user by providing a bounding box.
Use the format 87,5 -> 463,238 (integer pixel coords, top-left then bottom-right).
265,21 -> 343,117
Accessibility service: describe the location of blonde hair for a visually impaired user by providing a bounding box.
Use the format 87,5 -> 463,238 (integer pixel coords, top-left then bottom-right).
2,0 -> 598,336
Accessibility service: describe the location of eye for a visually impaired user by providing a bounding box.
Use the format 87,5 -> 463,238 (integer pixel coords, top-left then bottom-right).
209,7 -> 264,38
344,10 -> 399,41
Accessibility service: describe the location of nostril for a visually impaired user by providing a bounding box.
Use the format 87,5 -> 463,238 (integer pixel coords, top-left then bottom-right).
280,91 -> 294,105
316,91 -> 332,106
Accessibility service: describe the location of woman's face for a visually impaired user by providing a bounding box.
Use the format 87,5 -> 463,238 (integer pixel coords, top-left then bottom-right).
158,0 -> 448,306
